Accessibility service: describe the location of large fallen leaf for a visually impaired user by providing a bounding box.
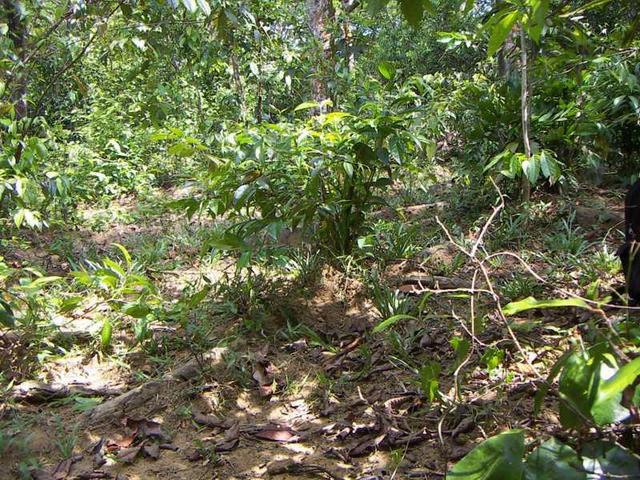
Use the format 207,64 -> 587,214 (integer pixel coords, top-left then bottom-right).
252,425 -> 300,443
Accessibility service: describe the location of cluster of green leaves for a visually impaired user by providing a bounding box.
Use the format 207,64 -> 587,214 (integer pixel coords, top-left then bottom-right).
172,94 -> 431,258
69,244 -> 161,348
0,258 -> 60,328
449,430 -> 640,479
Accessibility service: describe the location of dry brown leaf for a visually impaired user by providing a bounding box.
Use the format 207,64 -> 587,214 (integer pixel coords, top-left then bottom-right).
252,425 -> 300,443
117,445 -> 142,464
142,443 -> 160,460
192,411 -> 225,428
215,422 -> 240,452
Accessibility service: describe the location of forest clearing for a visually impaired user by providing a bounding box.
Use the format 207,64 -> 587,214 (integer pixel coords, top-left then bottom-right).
1,1 -> 640,479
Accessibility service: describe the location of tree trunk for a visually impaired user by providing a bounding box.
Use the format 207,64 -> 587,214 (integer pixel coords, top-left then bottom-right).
229,44 -> 248,122
306,0 -> 335,112
519,24 -> 532,203
3,0 -> 28,120
341,0 -> 356,72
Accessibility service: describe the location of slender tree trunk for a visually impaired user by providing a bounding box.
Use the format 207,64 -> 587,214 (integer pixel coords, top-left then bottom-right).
229,43 -> 248,122
306,0 -> 335,112
3,0 -> 27,120
519,24 -> 532,203
341,0 -> 355,72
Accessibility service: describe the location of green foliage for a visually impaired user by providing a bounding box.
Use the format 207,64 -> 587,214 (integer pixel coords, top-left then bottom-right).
0,258 -> 60,329
448,430 -> 525,480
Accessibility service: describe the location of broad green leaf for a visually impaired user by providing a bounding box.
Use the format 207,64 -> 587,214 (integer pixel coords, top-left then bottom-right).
0,300 -> 15,328
373,314 -> 417,333
591,357 -> 640,425
22,276 -> 61,291
522,157 -> 540,185
112,243 -> 132,268
123,303 -> 151,319
528,0 -> 550,43
534,350 -> 573,415
581,441 -> 640,478
367,0 -> 390,14
237,251 -> 252,269
294,101 -> 320,112
558,351 -> 594,429
399,0 -> 426,28
418,360 -> 441,402
463,0 -> 474,13
101,319 -> 113,350
378,61 -> 396,80
181,0 -> 197,13
524,438 -> 585,480
197,0 -> 211,16
503,297 -> 590,316
559,0 -> 614,18
103,258 -> 126,279
448,430 -> 525,479
487,10 -> 520,57
450,336 -> 470,369
13,209 -> 25,228
60,296 -> 84,313
343,161 -> 354,178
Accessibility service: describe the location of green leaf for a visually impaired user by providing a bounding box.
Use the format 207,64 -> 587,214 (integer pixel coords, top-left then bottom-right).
60,296 -> 84,313
503,297 -> 590,316
197,0 -> 211,16
591,357 -> 640,425
559,0 -> 614,18
103,258 -> 126,279
524,438 -> 585,480
378,61 -> 396,80
22,276 -> 61,291
450,336 -> 470,369
581,441 -> 640,478
13,209 -> 25,228
112,243 -> 132,268
294,101 -> 320,112
528,0 -> 549,43
123,303 -> 151,319
0,300 -> 15,328
181,0 -> 197,13
367,0 -> 390,14
343,161 -> 354,178
101,319 -> 113,350
535,350 -> 573,415
373,314 -> 417,333
487,10 -> 520,57
399,0 -> 426,28
448,430 -> 525,479
558,351 -> 595,429
418,360 -> 441,402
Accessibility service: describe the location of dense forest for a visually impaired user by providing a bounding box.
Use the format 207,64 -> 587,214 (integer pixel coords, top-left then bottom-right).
1,0 -> 640,478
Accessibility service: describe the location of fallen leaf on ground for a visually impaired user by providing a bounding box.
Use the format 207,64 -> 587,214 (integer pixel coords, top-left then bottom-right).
252,425 -> 300,443
117,445 -> 142,463
215,421 -> 240,451
142,442 -> 160,459
192,410 -> 225,428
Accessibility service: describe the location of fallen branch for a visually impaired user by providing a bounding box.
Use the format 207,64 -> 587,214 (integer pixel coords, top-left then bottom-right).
83,348 -> 227,425
10,381 -> 125,403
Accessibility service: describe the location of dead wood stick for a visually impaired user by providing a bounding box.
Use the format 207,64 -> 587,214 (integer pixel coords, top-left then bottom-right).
10,381 -> 125,403
83,348 -> 227,425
